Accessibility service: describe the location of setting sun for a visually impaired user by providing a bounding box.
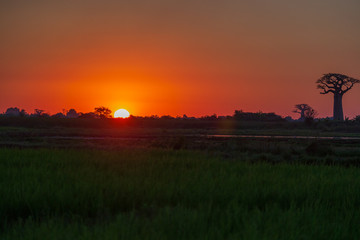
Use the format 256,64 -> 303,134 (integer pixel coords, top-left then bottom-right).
114,109 -> 130,118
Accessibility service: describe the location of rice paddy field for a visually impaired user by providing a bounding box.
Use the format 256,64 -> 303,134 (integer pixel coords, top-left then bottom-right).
1,123 -> 360,239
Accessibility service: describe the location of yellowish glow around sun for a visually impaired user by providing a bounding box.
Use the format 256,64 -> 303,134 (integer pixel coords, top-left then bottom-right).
114,109 -> 130,118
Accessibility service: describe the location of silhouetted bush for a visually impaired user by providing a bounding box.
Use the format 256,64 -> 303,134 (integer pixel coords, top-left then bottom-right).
354,115 -> 360,122
199,114 -> 218,120
79,112 -> 97,119
66,109 -> 79,118
233,110 -> 284,122
306,142 -> 332,156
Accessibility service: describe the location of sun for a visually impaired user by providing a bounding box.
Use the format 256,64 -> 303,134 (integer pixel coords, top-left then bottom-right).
114,109 -> 130,118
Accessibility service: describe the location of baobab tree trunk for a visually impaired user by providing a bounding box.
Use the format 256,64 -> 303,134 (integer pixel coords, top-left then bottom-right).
300,110 -> 305,120
333,94 -> 344,121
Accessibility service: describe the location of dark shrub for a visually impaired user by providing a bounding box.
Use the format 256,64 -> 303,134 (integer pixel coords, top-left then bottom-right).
306,142 -> 332,156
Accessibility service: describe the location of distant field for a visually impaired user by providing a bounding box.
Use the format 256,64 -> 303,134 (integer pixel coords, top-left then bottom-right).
1,148 -> 360,239
1,116 -> 360,137
1,124 -> 360,167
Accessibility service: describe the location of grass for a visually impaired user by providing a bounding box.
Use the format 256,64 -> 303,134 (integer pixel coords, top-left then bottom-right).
1,148 -> 360,239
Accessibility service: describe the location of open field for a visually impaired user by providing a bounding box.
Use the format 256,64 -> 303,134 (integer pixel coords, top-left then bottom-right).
1,117 -> 360,137
1,123 -> 360,167
1,121 -> 360,239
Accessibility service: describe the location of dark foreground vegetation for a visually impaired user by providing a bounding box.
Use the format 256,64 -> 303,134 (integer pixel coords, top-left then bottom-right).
1,119 -> 360,239
2,148 -> 360,239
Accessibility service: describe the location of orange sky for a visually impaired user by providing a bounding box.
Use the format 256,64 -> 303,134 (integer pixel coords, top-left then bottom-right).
1,0 -> 360,118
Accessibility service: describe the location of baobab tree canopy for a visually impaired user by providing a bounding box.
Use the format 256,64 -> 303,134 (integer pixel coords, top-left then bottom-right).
316,73 -> 360,121
316,73 -> 360,95
293,104 -> 316,121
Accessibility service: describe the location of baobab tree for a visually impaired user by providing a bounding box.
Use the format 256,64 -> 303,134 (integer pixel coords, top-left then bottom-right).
293,104 -> 317,121
316,73 -> 360,121
293,104 -> 311,120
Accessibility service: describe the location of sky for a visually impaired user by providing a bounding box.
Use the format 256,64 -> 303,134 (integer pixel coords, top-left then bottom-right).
1,0 -> 360,118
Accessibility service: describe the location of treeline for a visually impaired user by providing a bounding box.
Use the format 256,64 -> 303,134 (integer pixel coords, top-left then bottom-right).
1,107 -> 288,122
2,106 -> 360,123
1,107 -> 112,119
2,108 -> 360,131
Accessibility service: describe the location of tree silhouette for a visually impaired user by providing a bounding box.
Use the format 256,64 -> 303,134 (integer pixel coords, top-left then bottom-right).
293,104 -> 317,122
66,109 -> 79,118
304,107 -> 317,120
293,104 -> 311,120
94,106 -> 112,118
5,107 -> 27,117
316,73 -> 360,121
33,109 -> 45,117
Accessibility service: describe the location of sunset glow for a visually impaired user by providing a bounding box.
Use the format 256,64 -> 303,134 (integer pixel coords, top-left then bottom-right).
1,1 -> 360,118
114,109 -> 130,119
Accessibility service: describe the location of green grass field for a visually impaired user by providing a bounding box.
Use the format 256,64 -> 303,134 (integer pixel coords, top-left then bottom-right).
1,148 -> 360,239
